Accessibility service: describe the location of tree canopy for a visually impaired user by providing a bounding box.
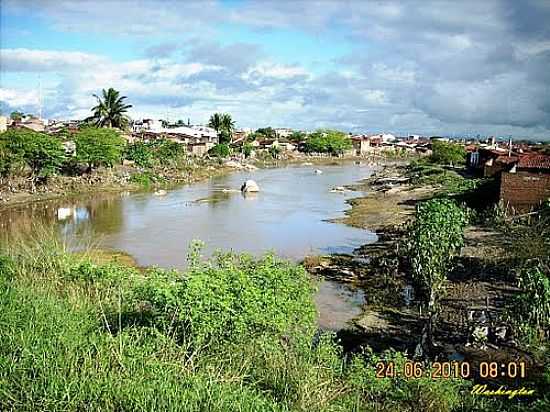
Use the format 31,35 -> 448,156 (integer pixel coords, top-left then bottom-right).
430,141 -> 466,165
87,88 -> 132,129
208,113 -> 235,144
75,127 -> 126,169
303,129 -> 352,155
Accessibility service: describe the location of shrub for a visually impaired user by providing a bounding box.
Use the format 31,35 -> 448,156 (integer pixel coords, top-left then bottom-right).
408,199 -> 468,308
430,141 -> 466,165
130,245 -> 317,346
512,259 -> 550,339
208,143 -> 230,158
153,139 -> 186,164
0,128 -> 66,178
304,129 -> 352,155
124,141 -> 154,168
75,127 -> 126,169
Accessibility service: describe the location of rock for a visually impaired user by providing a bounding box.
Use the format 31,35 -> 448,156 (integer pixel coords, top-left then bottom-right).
224,161 -> 243,169
314,169 -> 323,174
154,190 -> 167,196
330,186 -> 346,193
241,179 -> 260,192
244,164 -> 258,171
302,162 -> 313,166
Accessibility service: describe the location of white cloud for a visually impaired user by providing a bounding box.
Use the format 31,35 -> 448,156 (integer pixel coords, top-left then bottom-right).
0,48 -> 107,72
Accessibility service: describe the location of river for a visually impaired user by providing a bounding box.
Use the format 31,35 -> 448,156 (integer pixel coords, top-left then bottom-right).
0,161 -> 377,330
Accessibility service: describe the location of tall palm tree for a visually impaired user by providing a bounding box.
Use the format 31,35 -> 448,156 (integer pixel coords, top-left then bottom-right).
88,88 -> 132,129
208,113 -> 223,133
221,113 -> 235,137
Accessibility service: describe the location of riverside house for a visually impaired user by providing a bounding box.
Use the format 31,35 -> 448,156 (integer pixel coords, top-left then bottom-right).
500,153 -> 550,212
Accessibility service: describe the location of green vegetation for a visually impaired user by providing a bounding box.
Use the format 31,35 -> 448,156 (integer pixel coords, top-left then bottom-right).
208,143 -> 230,158
9,110 -> 24,121
304,129 -> 352,156
406,159 -> 480,195
86,87 -> 132,129
243,142 -> 253,158
289,131 -> 306,143
0,128 -> 66,179
125,139 -> 187,168
75,127 -> 126,170
429,141 -> 466,166
208,113 -> 235,144
0,231 -> 480,412
408,199 -> 468,309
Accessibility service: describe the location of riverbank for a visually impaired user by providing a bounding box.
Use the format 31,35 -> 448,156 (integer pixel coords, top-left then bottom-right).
306,161 -> 548,403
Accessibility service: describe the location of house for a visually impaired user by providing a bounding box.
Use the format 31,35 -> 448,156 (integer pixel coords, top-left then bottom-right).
188,142 -> 210,157
274,128 -> 293,139
351,135 -> 371,156
500,154 -> 550,212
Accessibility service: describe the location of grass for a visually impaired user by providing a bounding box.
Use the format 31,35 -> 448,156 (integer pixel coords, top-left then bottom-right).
0,228 -> 537,411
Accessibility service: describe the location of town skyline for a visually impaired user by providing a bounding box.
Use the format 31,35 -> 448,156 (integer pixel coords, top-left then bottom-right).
1,0 -> 550,139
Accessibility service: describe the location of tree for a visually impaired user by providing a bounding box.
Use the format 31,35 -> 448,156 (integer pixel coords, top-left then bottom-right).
1,129 -> 65,179
75,127 -> 126,169
208,113 -> 235,144
304,129 -> 352,155
243,143 -> 253,158
430,141 -> 466,165
289,131 -> 306,143
208,143 -> 230,158
255,127 -> 276,139
10,111 -> 24,122
208,113 -> 222,133
87,88 -> 132,129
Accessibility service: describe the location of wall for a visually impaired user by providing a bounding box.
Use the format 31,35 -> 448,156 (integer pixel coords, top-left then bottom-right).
500,171 -> 550,212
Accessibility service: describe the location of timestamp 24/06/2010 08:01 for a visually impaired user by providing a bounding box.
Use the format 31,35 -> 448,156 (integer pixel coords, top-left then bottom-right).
376,361 -> 528,380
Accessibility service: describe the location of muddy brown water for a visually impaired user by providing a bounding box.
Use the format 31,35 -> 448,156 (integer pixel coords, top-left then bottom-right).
1,162 -> 378,329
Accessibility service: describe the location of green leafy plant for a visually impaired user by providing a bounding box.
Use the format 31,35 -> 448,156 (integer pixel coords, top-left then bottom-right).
408,198 -> 468,309
0,128 -> 66,179
208,143 -> 230,158
430,141 -> 466,165
304,129 -> 352,155
75,127 -> 126,169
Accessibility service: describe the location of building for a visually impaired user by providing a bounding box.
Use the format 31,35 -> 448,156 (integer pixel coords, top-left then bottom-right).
12,116 -> 45,132
0,116 -> 8,133
351,135 -> 371,156
500,154 -> 550,212
274,128 -> 293,139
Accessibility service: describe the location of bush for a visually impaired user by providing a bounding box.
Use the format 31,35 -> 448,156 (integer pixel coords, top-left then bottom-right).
130,244 -> 317,346
304,129 -> 352,155
408,199 -> 468,308
0,128 -> 66,178
430,141 -> 466,165
75,127 -> 126,169
512,259 -> 550,339
124,141 -> 154,168
153,139 -> 186,164
208,143 -> 230,158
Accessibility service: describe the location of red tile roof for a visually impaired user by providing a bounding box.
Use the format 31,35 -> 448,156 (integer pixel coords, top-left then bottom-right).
518,154 -> 550,169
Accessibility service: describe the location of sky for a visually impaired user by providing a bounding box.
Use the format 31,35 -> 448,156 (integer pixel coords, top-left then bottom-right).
1,0 -> 550,138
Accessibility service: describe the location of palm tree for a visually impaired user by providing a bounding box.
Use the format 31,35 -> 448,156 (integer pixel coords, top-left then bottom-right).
221,113 -> 235,137
208,113 -> 223,133
87,88 -> 132,129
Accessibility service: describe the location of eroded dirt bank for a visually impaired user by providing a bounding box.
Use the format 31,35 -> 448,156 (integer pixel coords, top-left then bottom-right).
305,162 -> 544,387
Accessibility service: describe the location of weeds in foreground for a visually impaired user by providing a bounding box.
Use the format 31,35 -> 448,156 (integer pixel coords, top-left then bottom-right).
0,231 -> 542,411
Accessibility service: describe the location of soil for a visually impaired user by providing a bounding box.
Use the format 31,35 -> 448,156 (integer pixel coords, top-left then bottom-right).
308,162 -> 546,388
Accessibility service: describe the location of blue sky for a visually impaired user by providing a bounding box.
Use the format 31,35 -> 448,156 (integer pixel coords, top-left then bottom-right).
1,0 -> 550,138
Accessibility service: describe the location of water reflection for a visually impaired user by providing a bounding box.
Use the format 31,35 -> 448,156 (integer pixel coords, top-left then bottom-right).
1,162 -> 376,269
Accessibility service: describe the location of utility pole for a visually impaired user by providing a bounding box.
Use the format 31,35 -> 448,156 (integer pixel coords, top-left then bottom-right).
38,75 -> 43,120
